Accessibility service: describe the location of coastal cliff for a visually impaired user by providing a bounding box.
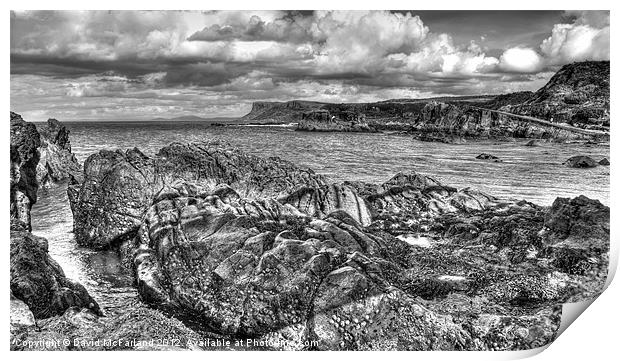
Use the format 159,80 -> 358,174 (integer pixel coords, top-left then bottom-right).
241,61 -> 609,141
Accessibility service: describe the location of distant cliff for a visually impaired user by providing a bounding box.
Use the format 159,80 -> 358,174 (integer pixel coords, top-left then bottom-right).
240,61 -> 609,139
499,61 -> 609,129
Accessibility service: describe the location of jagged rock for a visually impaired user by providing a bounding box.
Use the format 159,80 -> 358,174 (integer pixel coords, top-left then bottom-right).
563,156 -> 598,168
599,158 -> 610,165
122,177 -> 572,350
10,230 -> 102,319
541,196 -> 609,277
127,185 -> 482,349
10,112 -> 41,231
354,171 -> 499,235
69,142 -> 330,249
66,141 -> 608,350
476,153 -> 501,162
36,118 -> 81,187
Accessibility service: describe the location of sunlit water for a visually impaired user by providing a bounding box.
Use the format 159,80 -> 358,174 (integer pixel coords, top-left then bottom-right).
30,121 -> 610,316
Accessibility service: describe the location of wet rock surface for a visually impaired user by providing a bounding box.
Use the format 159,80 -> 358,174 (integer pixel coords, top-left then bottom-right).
66,141 -> 609,350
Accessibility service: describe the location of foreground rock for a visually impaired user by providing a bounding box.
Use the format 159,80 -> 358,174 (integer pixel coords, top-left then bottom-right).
10,112 -> 41,231
10,111 -> 103,348
69,142 -> 369,249
563,156 -> 598,168
36,118 -> 81,188
128,181 -> 563,350
69,142 -> 609,350
10,230 -> 102,319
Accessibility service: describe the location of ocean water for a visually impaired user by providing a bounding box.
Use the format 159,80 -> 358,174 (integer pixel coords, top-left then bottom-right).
29,121 -> 610,316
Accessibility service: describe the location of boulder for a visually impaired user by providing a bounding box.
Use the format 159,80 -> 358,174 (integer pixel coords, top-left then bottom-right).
599,158 -> 610,166
10,112 -> 41,231
525,140 -> 538,146
476,153 -> 501,162
541,196 -> 609,276
563,156 -> 598,168
10,230 -> 102,319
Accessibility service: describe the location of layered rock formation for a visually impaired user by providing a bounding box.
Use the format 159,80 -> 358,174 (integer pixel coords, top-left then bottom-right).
69,142 -> 369,249
67,141 -> 609,350
36,118 -> 81,188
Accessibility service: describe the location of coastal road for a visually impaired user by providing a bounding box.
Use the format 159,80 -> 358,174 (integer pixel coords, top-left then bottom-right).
470,106 -> 610,137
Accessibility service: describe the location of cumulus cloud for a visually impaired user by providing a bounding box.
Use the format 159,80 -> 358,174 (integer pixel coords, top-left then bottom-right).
540,13 -> 610,64
499,47 -> 543,73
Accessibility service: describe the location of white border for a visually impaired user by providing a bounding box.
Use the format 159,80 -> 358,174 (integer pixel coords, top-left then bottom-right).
4,1 -> 618,360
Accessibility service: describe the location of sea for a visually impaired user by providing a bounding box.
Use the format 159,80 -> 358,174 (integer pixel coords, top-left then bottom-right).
29,121 -> 610,317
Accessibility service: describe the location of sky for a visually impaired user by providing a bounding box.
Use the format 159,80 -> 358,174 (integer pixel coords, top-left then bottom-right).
10,10 -> 610,121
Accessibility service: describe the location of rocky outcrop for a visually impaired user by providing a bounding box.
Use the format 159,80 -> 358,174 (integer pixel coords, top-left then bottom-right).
10,111 -> 101,342
476,153 -> 501,162
127,180 -> 564,350
36,118 -> 81,188
502,61 -> 609,128
66,142 -> 609,350
10,112 -> 41,231
563,156 -> 598,168
10,230 -> 102,319
69,142 -> 357,249
297,110 -> 378,133
542,196 -> 609,279
414,101 -> 595,141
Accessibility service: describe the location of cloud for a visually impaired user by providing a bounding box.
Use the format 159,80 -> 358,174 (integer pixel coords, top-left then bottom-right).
540,11 -> 610,64
499,47 -> 543,73
10,10 -> 611,121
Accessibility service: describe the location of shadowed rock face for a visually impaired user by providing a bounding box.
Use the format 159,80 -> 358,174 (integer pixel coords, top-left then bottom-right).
36,118 -> 81,188
10,112 -> 41,231
10,230 -> 102,319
